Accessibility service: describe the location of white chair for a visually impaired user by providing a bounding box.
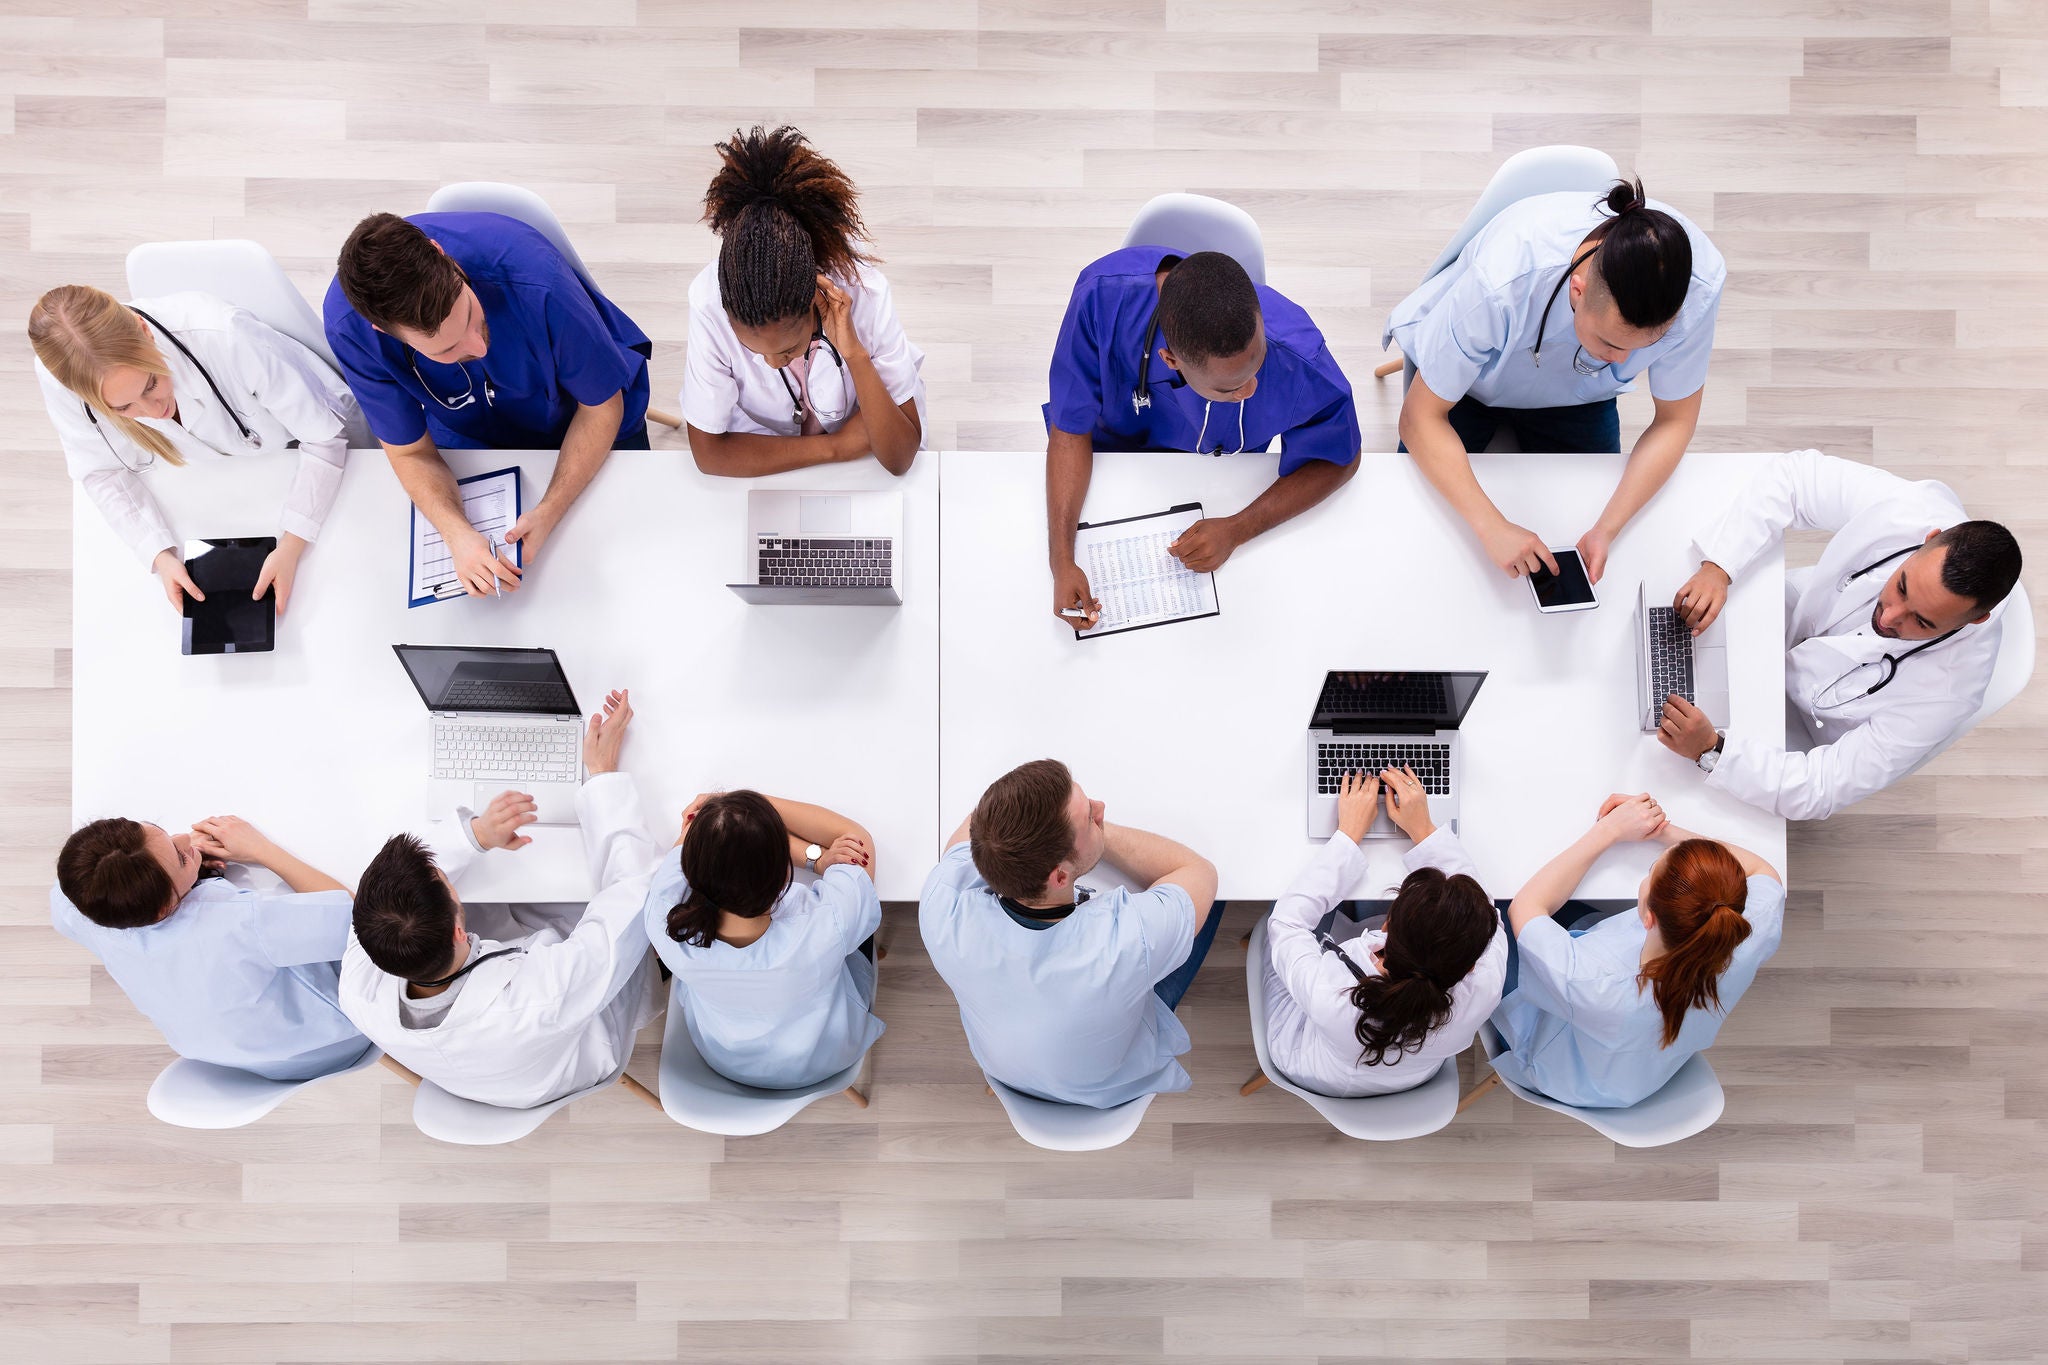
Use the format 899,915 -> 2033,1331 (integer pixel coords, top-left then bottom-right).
1901,581 -> 2036,779
655,977 -> 874,1137
145,1045 -> 382,1130
1121,192 -> 1267,285
984,1074 -> 1155,1153
424,180 -> 680,430
1374,144 -> 1621,380
1237,918 -> 1459,1140
410,1060 -> 632,1146
125,239 -> 341,370
1475,1021 -> 1724,1148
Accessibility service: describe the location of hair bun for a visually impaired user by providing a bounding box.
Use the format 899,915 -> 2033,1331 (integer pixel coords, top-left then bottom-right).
1604,177 -> 1649,216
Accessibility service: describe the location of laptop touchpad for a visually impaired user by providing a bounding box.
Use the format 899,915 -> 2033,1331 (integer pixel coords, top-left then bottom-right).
799,495 -> 853,535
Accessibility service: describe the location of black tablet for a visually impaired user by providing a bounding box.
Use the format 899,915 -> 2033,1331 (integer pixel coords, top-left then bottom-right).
180,537 -> 277,655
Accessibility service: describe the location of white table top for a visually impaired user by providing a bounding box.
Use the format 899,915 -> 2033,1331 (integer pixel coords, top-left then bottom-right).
937,450 -> 1788,901
72,449 -> 939,901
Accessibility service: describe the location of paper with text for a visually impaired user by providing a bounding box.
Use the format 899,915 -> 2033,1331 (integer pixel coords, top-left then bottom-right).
409,466 -> 521,606
1074,503 -> 1219,639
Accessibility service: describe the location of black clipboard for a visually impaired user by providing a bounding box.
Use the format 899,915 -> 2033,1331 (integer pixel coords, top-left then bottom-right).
1071,502 -> 1221,641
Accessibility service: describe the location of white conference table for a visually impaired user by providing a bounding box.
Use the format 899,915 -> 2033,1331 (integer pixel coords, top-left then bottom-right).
72,449 -> 938,901
938,450 -> 1788,901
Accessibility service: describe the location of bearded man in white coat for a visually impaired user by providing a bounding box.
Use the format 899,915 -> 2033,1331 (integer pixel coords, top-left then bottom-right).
1657,449 -> 2022,821
339,688 -> 663,1108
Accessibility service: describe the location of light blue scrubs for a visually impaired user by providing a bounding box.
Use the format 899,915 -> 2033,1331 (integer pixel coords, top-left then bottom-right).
918,842 -> 1197,1108
51,877 -> 367,1081
1384,191 -> 1726,410
642,850 -> 883,1090
1488,874 -> 1785,1108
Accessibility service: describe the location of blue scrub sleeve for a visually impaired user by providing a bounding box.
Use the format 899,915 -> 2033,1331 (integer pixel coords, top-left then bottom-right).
1646,289 -> 1721,402
1408,266 -> 1513,406
253,891 -> 355,968
326,313 -> 429,447
1045,277 -> 1109,437
1131,883 -> 1199,985
1274,361 -> 1362,476
1506,917 -> 1585,1026
542,278 -> 642,411
820,864 -> 884,955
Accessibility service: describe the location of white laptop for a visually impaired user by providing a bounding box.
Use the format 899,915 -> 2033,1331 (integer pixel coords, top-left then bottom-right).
1634,583 -> 1730,732
727,490 -> 903,606
394,644 -> 584,826
1306,670 -> 1487,839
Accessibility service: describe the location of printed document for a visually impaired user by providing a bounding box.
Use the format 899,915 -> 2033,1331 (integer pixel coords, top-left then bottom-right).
1073,503 -> 1220,639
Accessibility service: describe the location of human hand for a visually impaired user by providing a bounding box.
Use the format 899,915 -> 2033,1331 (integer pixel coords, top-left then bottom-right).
1334,769 -> 1381,842
153,548 -> 203,612
1052,559 -> 1100,631
1380,765 -> 1437,843
504,502 -> 561,570
1674,562 -> 1731,636
583,688 -> 632,775
1481,520 -> 1557,580
1657,694 -> 1718,760
1167,516 -> 1241,573
676,791 -> 719,845
471,790 -> 537,852
451,528 -> 521,597
815,274 -> 863,361
1594,792 -> 1666,844
252,535 -> 305,615
816,832 -> 873,874
1575,523 -> 1615,586
189,815 -> 276,867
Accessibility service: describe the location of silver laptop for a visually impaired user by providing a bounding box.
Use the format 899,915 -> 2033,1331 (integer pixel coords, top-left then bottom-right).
727,490 -> 903,606
1634,583 -> 1730,732
1307,670 -> 1487,839
394,645 -> 584,826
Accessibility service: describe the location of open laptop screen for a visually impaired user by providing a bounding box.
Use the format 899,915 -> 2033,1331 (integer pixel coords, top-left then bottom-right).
1312,670 -> 1487,732
393,645 -> 580,717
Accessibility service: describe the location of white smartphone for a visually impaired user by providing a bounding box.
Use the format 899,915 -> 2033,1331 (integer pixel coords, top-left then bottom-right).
1528,548 -> 1599,613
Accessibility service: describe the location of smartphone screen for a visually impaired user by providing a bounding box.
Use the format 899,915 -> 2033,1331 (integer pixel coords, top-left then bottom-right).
1529,549 -> 1596,609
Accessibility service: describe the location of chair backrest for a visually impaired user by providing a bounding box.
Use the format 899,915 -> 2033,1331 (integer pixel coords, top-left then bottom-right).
655,978 -> 866,1137
426,182 -> 598,292
1244,918 -> 1459,1140
1478,1022 -> 1723,1148
125,239 -> 340,370
145,1047 -> 382,1130
1121,192 -> 1267,285
1968,580 -> 2035,729
411,1060 -> 626,1146
985,1074 -> 1155,1152
1418,145 -> 1621,283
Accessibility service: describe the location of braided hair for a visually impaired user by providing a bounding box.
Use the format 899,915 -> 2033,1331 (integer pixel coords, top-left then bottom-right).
703,125 -> 874,329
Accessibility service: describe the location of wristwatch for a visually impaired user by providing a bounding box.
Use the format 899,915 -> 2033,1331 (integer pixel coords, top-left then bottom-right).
804,842 -> 823,872
1697,731 -> 1726,775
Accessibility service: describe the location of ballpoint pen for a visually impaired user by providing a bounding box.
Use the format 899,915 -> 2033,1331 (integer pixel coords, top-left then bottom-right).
485,533 -> 504,597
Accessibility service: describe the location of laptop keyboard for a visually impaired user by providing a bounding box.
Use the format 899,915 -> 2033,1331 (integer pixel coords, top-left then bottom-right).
1316,742 -> 1451,795
1648,606 -> 1696,704
1316,673 -> 1450,716
440,678 -> 575,711
431,720 -> 579,782
758,537 -> 893,589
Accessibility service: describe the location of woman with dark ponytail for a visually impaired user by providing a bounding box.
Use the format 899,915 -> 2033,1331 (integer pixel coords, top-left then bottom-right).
638,789 -> 884,1089
1488,792 -> 1784,1108
1264,769 -> 1507,1096
682,125 -> 925,477
1387,166 -> 1724,586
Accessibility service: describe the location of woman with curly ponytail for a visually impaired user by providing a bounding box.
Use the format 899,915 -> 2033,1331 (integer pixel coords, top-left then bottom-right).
1489,792 -> 1785,1108
682,125 -> 925,477
1263,769 -> 1507,1097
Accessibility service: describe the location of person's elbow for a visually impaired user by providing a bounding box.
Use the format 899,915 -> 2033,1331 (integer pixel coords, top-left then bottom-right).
685,426 -> 732,477
1175,855 -> 1220,913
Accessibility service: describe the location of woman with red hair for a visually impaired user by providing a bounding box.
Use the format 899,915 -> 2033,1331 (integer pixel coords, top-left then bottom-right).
1488,792 -> 1783,1108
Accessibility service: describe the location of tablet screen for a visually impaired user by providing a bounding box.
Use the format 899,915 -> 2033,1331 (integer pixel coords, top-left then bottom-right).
181,538 -> 277,655
1529,549 -> 1596,608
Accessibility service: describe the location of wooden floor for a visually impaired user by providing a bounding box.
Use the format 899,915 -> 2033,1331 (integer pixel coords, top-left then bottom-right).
3,3 -> 2045,1362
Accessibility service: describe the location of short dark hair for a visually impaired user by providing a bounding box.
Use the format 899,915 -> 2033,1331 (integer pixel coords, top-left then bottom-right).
704,125 -> 873,329
56,818 -> 177,929
970,759 -> 1077,901
1157,251 -> 1260,364
335,212 -> 467,334
1587,178 -> 1693,330
665,790 -> 792,948
353,834 -> 459,981
1929,520 -> 2022,611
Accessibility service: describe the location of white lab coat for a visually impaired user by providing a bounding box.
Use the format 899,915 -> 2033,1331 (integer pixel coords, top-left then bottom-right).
339,774 -> 664,1109
36,291 -> 368,567
1692,449 -> 2007,821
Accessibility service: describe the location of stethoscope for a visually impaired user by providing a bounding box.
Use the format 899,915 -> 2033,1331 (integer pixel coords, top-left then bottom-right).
409,943 -> 526,990
1530,246 -> 1608,377
776,325 -> 849,429
84,306 -> 259,472
410,350 -> 496,411
1131,304 -> 1251,455
1811,545 -> 1964,710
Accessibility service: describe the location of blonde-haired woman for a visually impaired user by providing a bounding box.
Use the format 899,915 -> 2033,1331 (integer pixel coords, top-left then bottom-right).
31,286 -> 366,615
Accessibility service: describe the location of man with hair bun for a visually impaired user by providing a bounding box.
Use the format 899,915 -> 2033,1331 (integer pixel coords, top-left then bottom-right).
1387,176 -> 1726,585
1043,241 -> 1362,629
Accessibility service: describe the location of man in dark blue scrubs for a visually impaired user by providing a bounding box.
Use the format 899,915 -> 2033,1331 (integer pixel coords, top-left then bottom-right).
324,212 -> 653,596
1044,248 -> 1360,628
